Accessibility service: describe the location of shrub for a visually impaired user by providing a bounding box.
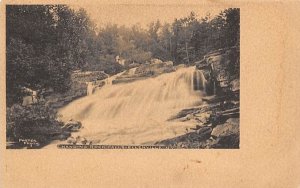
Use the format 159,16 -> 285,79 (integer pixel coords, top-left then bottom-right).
6,103 -> 63,145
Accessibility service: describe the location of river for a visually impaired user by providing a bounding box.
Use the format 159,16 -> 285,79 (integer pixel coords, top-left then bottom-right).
52,66 -> 207,146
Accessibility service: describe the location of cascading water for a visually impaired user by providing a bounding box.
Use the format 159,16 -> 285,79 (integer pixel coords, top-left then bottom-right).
57,66 -> 206,145
128,67 -> 137,76
193,70 -> 207,92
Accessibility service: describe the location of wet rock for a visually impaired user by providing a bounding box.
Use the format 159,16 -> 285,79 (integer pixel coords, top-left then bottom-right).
71,71 -> 109,83
67,136 -> 77,144
202,95 -> 227,103
195,59 -> 209,70
205,123 -> 213,127
81,137 -> 88,145
63,120 -> 82,132
50,131 -> 71,141
196,126 -> 212,137
164,61 -> 174,67
211,118 -> 239,137
196,46 -> 239,96
178,117 -> 190,122
60,131 -> 71,140
190,125 -> 202,130
205,137 -> 219,148
208,112 -> 225,126
135,59 -> 175,77
186,114 -> 194,120
230,79 -> 240,92
194,111 -> 210,123
175,64 -> 186,70
72,136 -> 88,145
211,133 -> 240,149
168,107 -> 199,120
156,126 -> 212,148
150,58 -> 163,64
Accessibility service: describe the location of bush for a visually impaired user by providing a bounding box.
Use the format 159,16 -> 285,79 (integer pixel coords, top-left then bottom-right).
6,103 -> 63,144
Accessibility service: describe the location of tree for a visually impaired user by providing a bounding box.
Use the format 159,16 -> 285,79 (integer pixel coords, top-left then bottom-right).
223,8 -> 240,47
6,5 -> 98,105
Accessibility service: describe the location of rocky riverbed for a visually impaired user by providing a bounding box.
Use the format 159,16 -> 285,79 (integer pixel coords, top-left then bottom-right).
155,96 -> 239,148
49,46 -> 240,149
156,46 -> 240,148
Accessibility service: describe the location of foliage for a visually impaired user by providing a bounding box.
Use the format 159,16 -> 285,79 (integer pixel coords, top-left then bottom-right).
6,6 -> 239,106
6,104 -> 63,143
6,5 -> 97,105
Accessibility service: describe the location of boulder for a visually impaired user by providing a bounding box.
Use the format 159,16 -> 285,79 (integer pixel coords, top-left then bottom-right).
127,62 -> 140,69
175,64 -> 186,70
195,59 -> 209,70
63,120 -> 82,132
156,127 -> 212,147
195,47 -> 239,96
164,61 -> 174,67
230,79 -> 240,92
67,136 -> 77,144
150,58 -> 163,64
168,107 -> 199,120
21,87 -> 38,106
71,71 -> 109,83
194,111 -> 210,123
211,118 -> 239,137
135,59 -> 175,77
211,133 -> 239,149
51,131 -> 71,141
196,126 -> 212,137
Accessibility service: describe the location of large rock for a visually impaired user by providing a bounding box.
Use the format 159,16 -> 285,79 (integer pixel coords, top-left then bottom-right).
44,79 -> 89,109
62,120 -> 82,132
230,79 -> 240,92
208,55 -> 231,88
164,61 -> 174,67
196,126 -> 212,137
211,133 -> 240,149
194,111 -> 211,124
156,127 -> 212,147
196,46 -> 240,95
211,118 -> 239,137
71,71 -> 109,83
135,59 -> 175,77
150,58 -> 163,64
195,59 -> 209,70
175,64 -> 186,70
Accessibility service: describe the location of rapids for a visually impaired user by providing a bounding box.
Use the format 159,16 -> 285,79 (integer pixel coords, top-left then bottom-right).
57,66 -> 207,145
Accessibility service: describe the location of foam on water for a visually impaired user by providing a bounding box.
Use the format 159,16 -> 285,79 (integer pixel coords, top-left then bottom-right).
58,66 -> 206,145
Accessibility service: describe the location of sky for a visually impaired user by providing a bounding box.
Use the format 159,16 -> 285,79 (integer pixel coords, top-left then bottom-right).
71,4 -> 229,29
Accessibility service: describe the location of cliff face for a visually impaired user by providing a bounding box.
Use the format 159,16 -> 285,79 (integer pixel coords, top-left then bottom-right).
196,46 -> 240,96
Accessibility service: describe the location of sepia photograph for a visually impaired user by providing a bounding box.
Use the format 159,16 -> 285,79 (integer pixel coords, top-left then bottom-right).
2,1 -> 300,188
6,4 -> 240,149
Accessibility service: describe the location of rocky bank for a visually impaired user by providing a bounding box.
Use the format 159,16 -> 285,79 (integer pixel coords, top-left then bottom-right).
156,46 -> 240,149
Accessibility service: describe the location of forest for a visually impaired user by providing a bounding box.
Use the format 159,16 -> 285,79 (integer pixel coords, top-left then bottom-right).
7,5 -> 239,106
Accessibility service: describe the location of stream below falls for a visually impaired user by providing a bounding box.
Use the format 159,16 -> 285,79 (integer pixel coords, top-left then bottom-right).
53,66 -> 208,146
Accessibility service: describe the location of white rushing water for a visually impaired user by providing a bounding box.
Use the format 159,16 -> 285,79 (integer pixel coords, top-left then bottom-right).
57,66 -> 207,145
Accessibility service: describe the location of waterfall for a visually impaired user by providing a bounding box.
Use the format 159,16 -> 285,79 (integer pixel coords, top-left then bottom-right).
193,70 -> 207,93
105,71 -> 126,85
128,67 -> 137,76
58,66 -> 205,145
213,81 -> 217,95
